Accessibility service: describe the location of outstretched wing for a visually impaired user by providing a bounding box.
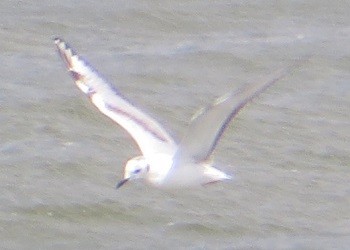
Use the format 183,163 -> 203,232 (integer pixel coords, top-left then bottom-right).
54,38 -> 176,156
175,65 -> 298,163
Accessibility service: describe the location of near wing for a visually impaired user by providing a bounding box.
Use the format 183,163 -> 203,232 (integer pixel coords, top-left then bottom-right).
54,38 -> 176,156
175,65 -> 297,163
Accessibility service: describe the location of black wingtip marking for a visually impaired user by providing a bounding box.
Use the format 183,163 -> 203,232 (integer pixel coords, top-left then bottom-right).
53,37 -> 61,43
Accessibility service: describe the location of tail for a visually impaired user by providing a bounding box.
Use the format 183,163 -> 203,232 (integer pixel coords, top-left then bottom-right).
203,165 -> 232,185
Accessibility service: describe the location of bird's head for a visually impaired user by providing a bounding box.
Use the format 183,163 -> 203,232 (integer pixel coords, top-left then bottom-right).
116,156 -> 149,189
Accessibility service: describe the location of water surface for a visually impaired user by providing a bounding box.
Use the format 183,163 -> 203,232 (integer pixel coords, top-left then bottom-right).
0,1 -> 349,249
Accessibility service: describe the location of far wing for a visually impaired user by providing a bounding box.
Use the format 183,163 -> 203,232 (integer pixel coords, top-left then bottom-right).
175,64 -> 299,163
54,38 -> 176,156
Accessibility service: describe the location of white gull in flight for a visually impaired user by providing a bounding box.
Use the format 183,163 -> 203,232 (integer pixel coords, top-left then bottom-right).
54,38 -> 295,189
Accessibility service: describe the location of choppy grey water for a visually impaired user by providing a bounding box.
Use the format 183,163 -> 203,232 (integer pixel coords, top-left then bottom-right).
0,1 -> 349,249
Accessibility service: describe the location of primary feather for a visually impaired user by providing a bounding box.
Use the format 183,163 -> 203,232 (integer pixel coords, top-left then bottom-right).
54,38 -> 176,157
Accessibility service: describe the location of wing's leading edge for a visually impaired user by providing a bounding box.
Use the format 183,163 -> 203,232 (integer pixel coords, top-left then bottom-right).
54,38 -> 176,156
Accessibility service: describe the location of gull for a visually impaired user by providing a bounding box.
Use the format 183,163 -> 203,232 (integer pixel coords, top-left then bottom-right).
54,38 -> 294,189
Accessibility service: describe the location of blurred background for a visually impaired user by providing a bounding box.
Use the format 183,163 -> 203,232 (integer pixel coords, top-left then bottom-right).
0,0 -> 349,249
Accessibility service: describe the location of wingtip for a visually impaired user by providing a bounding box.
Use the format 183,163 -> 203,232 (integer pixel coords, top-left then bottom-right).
53,37 -> 63,45
54,37 -> 78,56
54,37 -> 77,70
54,37 -> 67,51
53,37 -> 73,52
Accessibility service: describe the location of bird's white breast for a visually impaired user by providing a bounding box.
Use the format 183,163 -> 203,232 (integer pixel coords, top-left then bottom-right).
146,153 -> 174,186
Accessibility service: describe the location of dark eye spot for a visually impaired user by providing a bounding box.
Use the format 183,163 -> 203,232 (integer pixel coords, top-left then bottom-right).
134,169 -> 141,174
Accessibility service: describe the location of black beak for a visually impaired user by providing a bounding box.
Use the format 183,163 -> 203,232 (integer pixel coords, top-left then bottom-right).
116,178 -> 129,189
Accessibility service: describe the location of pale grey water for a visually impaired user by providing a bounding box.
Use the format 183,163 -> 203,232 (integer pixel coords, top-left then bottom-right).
0,1 -> 349,249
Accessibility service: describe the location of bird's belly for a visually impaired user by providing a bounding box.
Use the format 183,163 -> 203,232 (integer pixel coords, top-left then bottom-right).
164,164 -> 208,188
150,161 -> 208,188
